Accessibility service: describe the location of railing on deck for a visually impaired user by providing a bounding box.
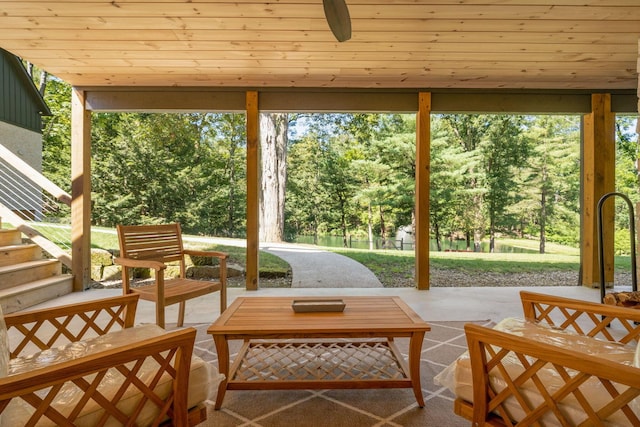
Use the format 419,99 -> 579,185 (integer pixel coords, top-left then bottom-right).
0,143 -> 72,268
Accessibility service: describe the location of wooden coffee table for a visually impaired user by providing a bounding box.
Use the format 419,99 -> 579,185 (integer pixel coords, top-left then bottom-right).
207,296 -> 430,409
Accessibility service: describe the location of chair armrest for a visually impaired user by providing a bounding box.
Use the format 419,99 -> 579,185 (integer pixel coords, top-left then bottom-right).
183,249 -> 228,260
520,291 -> 640,344
464,323 -> 640,426
114,256 -> 167,271
5,295 -> 140,358
0,328 -> 196,426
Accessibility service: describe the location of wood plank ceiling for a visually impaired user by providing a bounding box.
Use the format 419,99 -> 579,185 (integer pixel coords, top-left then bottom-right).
0,0 -> 639,90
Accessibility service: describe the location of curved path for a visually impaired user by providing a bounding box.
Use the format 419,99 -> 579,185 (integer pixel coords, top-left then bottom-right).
260,242 -> 383,288
178,234 -> 383,288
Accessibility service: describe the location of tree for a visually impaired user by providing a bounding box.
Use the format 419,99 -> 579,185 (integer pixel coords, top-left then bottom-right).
89,112 -> 248,236
203,113 -> 247,237
481,115 -> 530,252
440,115 -> 489,251
321,137 -> 358,247
429,116 -> 470,251
367,115 -> 418,248
41,78 -> 72,193
513,116 -> 580,251
23,60 -> 48,95
259,113 -> 288,242
286,133 -> 326,242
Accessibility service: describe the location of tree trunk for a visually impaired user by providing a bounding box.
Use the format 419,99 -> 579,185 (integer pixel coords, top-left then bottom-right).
259,113 -> 288,242
540,189 -> 547,254
38,71 -> 48,96
379,205 -> 387,248
434,222 -> 442,251
227,141 -> 237,237
409,209 -> 417,250
367,203 -> 373,250
489,210 -> 496,253
473,194 -> 484,252
340,196 -> 348,247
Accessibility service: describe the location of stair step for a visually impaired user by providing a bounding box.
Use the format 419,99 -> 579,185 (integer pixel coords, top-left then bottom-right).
0,259 -> 61,289
0,244 -> 42,267
0,275 -> 73,314
0,229 -> 22,246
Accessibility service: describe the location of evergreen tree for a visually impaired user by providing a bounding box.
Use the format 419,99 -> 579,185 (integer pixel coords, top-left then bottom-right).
513,116 -> 580,251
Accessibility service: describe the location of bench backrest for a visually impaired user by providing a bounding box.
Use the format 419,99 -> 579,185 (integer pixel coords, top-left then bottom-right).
520,290 -> 640,345
117,223 -> 185,264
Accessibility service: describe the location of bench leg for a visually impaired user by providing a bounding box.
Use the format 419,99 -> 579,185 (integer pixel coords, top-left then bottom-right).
177,301 -> 186,327
157,301 -> 165,329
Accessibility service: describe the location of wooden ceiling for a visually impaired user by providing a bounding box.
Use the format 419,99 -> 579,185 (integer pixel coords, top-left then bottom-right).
1,0 -> 639,90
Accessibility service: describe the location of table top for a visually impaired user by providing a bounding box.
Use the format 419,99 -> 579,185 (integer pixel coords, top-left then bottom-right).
207,296 -> 430,337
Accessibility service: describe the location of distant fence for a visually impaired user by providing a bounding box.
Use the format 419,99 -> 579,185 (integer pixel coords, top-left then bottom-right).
347,236 -> 414,250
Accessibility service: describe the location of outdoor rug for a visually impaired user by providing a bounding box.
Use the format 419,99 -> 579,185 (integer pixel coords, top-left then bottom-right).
184,320 -> 493,427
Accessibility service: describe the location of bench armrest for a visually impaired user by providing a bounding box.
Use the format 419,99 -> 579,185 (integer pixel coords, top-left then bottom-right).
5,294 -> 140,358
183,249 -> 228,260
463,323 -> 640,426
114,256 -> 166,271
0,328 -> 196,426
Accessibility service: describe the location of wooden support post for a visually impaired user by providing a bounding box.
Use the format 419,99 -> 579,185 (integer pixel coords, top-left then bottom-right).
415,92 -> 431,290
71,88 -> 92,291
245,91 -> 259,290
637,49 -> 640,286
581,93 -> 615,288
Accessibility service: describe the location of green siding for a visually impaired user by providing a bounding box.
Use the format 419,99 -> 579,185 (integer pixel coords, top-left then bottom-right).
0,50 -> 49,133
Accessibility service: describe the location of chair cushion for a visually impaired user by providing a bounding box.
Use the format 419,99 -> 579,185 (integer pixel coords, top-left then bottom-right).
5,324 -> 212,426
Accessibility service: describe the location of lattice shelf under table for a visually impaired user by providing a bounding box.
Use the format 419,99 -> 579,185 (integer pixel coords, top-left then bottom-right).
228,339 -> 413,390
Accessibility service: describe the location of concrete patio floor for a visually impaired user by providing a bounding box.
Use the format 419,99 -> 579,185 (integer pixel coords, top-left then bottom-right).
28,284 -> 609,325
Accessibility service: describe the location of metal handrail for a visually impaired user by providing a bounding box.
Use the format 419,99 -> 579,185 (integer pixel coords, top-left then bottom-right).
597,192 -> 637,303
0,142 -> 72,268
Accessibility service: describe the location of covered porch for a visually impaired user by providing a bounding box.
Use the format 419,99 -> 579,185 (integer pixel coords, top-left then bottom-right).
1,0 -> 639,294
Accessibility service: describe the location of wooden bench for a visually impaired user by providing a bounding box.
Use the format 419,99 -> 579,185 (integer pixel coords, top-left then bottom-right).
115,223 -> 228,328
447,291 -> 640,426
1,294 -> 209,426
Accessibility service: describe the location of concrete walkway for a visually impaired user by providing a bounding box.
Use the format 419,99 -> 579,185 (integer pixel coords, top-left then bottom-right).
180,235 -> 383,288
261,243 -> 382,288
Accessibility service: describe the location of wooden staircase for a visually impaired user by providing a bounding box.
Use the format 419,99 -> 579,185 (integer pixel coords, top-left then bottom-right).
0,227 -> 73,314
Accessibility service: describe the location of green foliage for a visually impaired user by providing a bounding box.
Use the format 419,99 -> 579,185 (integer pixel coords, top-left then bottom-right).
510,115 -> 581,252
41,78 -> 72,192
614,228 -> 632,256
286,114 -> 418,245
90,112 -> 247,236
38,77 -> 638,251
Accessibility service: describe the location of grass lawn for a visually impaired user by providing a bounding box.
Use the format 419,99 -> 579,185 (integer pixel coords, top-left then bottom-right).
21,224 -> 635,287
329,241 -> 632,285
37,225 -> 290,277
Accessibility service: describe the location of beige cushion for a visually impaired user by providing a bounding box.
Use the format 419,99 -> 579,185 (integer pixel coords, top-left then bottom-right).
6,324 -> 210,426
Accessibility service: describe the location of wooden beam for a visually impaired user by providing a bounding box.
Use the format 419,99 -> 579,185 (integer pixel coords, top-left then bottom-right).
581,93 -> 615,288
76,87 -> 637,114
415,92 -> 431,290
245,91 -> 260,291
84,89 -> 246,112
71,88 -> 92,291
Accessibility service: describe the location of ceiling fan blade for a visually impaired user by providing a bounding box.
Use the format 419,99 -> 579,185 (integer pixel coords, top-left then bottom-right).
323,0 -> 351,42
